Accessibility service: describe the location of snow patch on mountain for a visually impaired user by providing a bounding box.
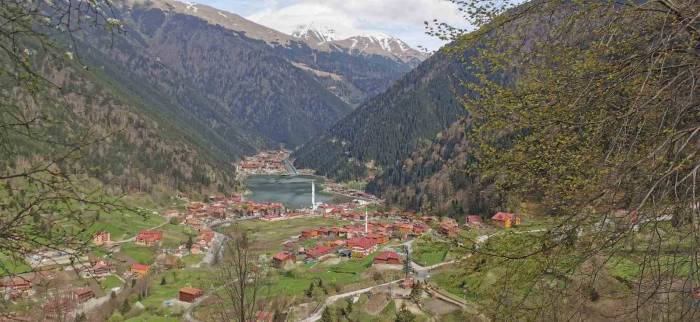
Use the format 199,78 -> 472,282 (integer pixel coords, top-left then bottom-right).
290,24 -> 426,64
292,23 -> 338,44
185,1 -> 198,13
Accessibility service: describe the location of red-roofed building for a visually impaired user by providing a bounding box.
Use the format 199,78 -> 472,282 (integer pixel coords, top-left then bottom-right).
301,230 -> 319,239
347,237 -> 377,257
412,223 -> 428,235
272,251 -> 296,269
135,230 -> 163,246
492,212 -> 520,228
92,231 -> 111,246
179,287 -> 203,303
43,295 -> 76,320
466,215 -> 484,228
1,276 -> 32,299
331,239 -> 346,247
317,227 -> 331,237
188,202 -> 205,211
131,263 -> 150,277
396,223 -> 413,235
306,246 -> 333,259
373,251 -> 402,265
81,260 -> 114,278
73,287 -> 95,303
367,233 -> 389,245
439,222 -> 460,237
441,218 -> 459,228
197,230 -> 215,245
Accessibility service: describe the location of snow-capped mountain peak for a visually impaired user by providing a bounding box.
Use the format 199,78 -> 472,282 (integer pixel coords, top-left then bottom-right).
292,24 -> 338,44
290,23 -> 427,65
356,32 -> 411,53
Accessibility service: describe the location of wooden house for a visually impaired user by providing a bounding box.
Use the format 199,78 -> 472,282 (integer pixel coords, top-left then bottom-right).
347,237 -> 377,258
92,231 -> 111,246
465,215 -> 484,228
135,230 -> 163,246
272,251 -> 296,269
179,287 -> 204,303
73,287 -> 95,303
491,212 -> 520,228
130,263 -> 150,277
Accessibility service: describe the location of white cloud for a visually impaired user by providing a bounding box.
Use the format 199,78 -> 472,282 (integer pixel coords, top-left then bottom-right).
241,0 -> 467,51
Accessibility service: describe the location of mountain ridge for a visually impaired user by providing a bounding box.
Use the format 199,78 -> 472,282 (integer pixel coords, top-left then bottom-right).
123,0 -> 425,106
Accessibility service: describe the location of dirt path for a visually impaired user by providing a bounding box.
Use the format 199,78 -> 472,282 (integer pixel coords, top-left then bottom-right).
112,220 -> 170,245
299,279 -> 403,322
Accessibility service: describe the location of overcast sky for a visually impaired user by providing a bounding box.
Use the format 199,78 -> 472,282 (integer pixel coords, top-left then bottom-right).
194,0 -> 468,51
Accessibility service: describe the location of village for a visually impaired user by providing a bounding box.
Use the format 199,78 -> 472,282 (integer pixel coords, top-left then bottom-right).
0,150 -> 530,321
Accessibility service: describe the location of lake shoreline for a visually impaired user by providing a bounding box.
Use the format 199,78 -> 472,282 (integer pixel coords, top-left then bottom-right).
243,174 -> 353,209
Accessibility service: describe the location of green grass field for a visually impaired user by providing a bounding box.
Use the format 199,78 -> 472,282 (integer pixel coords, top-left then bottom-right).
412,237 -> 450,266
140,269 -> 213,309
0,253 -> 32,275
124,313 -> 180,322
102,275 -> 124,292
120,244 -> 156,264
232,217 -> 344,254
90,210 -> 166,242
263,253 -> 378,298
159,223 -> 197,249
181,254 -> 204,267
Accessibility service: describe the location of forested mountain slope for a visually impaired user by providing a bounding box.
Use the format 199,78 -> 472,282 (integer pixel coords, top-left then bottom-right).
366,120 -> 500,215
90,3 -> 352,147
128,0 -> 425,107
3,0 -> 430,195
292,50 -> 471,181
2,44 -> 250,195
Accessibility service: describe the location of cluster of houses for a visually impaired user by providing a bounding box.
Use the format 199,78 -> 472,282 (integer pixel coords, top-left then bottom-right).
271,218 -> 429,270
165,195 -> 286,229
1,260 -> 109,308
237,150 -> 291,175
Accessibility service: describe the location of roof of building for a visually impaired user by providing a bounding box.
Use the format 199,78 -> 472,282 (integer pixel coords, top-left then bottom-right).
131,263 -> 150,271
273,251 -> 294,261
466,215 -> 483,223
492,212 -> 515,221
374,251 -> 401,261
73,287 -> 93,296
180,287 -> 203,295
347,237 -> 377,250
306,246 -> 333,257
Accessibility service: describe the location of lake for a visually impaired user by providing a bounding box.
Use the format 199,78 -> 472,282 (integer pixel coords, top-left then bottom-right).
244,175 -> 351,209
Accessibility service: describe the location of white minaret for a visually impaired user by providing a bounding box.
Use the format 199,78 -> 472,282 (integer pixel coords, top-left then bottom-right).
311,180 -> 317,211
365,208 -> 369,234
